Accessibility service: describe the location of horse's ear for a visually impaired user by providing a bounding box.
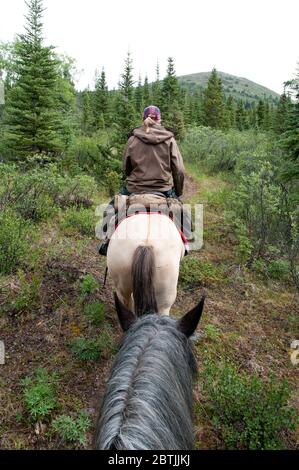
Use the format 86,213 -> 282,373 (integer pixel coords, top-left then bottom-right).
177,294 -> 206,337
114,293 -> 136,332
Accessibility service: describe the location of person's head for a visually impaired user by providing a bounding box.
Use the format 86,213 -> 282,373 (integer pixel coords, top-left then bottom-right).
143,105 -> 161,132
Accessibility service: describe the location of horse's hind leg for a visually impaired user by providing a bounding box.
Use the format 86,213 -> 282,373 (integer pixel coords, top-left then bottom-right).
155,283 -> 177,316
112,273 -> 133,311
154,254 -> 181,316
117,289 -> 134,311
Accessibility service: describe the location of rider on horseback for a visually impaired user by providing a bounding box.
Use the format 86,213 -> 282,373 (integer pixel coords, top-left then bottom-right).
98,105 -> 188,256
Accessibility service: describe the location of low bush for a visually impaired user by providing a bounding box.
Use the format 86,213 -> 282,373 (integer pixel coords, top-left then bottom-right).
0,209 -> 31,275
21,368 -> 58,422
60,208 -> 95,236
179,257 -> 225,288
267,259 -> 290,280
84,301 -> 105,325
181,127 -> 269,173
70,331 -> 115,361
79,274 -> 98,299
52,412 -> 91,447
12,271 -> 41,313
202,360 -> 298,449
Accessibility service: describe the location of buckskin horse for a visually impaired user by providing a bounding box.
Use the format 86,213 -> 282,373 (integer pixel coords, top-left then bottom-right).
106,196 -> 188,316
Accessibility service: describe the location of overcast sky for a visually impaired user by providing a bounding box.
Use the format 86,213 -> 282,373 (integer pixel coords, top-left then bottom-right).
1,0 -> 298,93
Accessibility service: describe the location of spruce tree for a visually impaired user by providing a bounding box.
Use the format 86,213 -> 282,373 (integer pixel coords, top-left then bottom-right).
94,68 -> 109,130
152,62 -> 162,107
235,100 -> 246,130
80,88 -> 94,135
202,68 -> 225,129
160,57 -> 185,135
134,75 -> 143,116
274,92 -> 292,134
225,96 -> 236,128
280,72 -> 299,179
161,57 -> 180,120
55,55 -> 77,146
4,0 -> 64,158
116,52 -> 137,142
143,76 -> 150,107
249,102 -> 258,129
257,99 -> 265,129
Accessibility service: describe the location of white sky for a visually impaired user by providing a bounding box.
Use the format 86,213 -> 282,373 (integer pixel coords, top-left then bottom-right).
1,0 -> 298,93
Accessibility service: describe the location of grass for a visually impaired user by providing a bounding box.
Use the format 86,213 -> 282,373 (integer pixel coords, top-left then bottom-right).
201,186 -> 231,209
204,324 -> 221,341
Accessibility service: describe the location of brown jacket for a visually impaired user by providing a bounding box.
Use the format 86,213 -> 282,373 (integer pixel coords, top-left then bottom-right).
123,124 -> 185,196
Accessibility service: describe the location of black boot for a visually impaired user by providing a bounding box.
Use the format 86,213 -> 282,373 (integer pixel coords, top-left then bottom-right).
98,240 -> 109,256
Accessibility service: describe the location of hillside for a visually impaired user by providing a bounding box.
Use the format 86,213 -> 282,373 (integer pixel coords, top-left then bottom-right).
178,71 -> 280,104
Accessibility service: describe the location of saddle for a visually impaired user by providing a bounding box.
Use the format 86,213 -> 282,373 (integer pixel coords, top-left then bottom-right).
110,193 -> 192,242
114,193 -> 182,213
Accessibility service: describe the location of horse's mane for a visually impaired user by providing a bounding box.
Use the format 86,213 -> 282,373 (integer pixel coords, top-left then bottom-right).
95,314 -> 197,450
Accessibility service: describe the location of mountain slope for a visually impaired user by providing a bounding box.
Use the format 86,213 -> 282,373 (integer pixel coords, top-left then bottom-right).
178,71 -> 280,104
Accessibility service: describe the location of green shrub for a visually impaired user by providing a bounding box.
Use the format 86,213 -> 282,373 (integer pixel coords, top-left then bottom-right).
21,368 -> 58,422
0,210 -> 30,274
105,170 -> 122,198
60,208 -> 95,236
0,165 -> 57,221
267,259 -> 290,280
229,159 -> 299,289
179,257 -> 225,287
80,274 -> 98,299
70,137 -> 122,186
181,127 -> 269,173
70,332 -> 115,361
202,360 -> 298,449
251,258 -> 268,276
50,173 -> 98,209
84,301 -> 105,325
233,220 -> 254,263
202,186 -> 231,208
0,164 -> 97,217
12,271 -> 41,313
52,412 -> 91,447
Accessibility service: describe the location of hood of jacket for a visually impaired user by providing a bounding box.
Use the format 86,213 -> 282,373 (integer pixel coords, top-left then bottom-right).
133,124 -> 174,145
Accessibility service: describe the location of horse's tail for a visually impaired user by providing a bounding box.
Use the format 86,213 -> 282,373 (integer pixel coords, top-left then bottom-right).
131,245 -> 158,317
